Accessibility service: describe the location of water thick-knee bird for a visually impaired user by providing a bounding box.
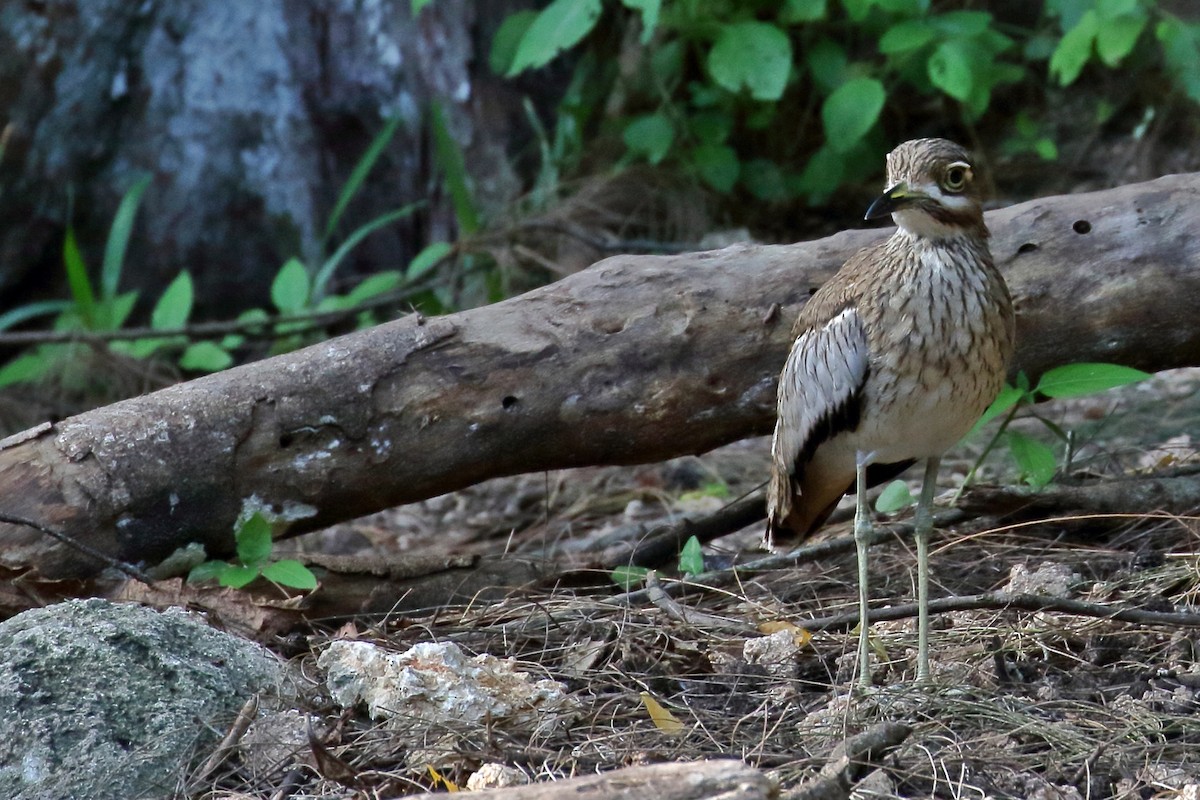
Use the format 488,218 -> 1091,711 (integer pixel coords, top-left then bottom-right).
766,138 -> 1015,685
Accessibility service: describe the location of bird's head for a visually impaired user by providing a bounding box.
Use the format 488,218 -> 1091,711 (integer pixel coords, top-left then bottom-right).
865,138 -> 984,239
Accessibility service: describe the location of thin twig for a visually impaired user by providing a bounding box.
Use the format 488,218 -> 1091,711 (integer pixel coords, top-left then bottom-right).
644,570 -> 755,634
0,512 -> 150,581
799,591 -> 1200,632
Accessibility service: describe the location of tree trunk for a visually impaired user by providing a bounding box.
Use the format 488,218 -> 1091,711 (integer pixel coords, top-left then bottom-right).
2,174 -> 1199,578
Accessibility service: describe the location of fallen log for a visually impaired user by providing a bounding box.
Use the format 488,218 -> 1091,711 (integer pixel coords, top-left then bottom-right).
2,173 -> 1199,577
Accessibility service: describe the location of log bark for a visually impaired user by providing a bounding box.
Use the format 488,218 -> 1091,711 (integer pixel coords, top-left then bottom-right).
2,174 -> 1199,577
395,759 -> 774,800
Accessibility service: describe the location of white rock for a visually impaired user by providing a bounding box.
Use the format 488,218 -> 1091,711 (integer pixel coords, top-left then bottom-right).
466,763 -> 529,791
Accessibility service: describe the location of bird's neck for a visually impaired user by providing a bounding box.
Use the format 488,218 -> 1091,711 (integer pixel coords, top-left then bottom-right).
891,209 -> 988,243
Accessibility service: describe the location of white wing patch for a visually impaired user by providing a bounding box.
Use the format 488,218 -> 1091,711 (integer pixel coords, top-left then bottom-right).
770,306 -> 869,491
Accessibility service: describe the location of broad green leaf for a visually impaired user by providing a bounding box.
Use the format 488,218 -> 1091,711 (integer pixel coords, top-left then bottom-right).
678,535 -> 704,577
780,0 -> 826,23
236,513 -> 274,566
1095,11 -> 1146,66
261,559 -> 319,590
407,242 -> 453,282
806,38 -> 847,93
347,270 -> 404,304
411,0 -> 435,14
63,226 -> 97,328
271,258 -> 311,314
323,117 -> 402,245
796,145 -> 845,202
879,20 -> 937,55
187,560 -> 230,584
707,22 -> 793,101
928,39 -> 975,101
218,564 -> 262,589
691,143 -> 740,192
741,158 -> 789,201
1034,362 -> 1150,398
1050,9 -> 1098,86
1097,0 -> 1139,18
1157,20 -> 1200,102
623,113 -> 675,165
611,565 -> 650,589
0,351 -> 54,388
621,0 -> 660,43
0,300 -> 70,332
969,383 -> 1028,436
490,10 -> 537,75
507,0 -> 602,76
101,173 -> 151,301
689,111 -> 733,145
640,692 -> 684,733
875,480 -> 916,513
151,271 -> 194,330
101,290 -> 139,332
930,10 -> 992,38
180,341 -> 233,372
1007,431 -> 1057,487
821,77 -> 885,153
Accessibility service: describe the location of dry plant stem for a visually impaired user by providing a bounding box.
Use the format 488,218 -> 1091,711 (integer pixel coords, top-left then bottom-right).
644,569 -> 756,634
799,591 -> 1200,632
3,174 -> 1200,577
0,512 -> 150,582
193,694 -> 258,784
393,759 -> 775,800
785,722 -> 912,800
961,469 -> 1200,519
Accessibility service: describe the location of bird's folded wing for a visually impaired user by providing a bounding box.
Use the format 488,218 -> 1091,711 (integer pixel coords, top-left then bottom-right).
771,306 -> 870,482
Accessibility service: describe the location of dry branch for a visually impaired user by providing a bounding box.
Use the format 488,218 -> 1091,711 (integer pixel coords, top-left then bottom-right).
2,174 -> 1199,577
394,759 -> 774,800
787,722 -> 911,800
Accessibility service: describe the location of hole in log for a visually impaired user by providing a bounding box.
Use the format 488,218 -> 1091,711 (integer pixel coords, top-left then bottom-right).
502,395 -> 519,410
1017,242 -> 1038,254
1072,219 -> 1092,234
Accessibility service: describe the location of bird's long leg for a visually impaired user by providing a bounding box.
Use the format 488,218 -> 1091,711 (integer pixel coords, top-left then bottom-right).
854,450 -> 876,689
914,456 -> 941,683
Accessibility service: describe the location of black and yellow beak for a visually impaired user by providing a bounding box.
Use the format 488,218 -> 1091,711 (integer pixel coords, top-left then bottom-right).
864,182 -> 926,220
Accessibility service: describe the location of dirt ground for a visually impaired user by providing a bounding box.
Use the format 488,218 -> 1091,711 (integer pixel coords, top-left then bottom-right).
210,366 -> 1200,799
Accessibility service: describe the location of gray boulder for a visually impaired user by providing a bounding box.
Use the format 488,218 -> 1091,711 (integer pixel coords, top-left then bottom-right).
0,598 -> 284,800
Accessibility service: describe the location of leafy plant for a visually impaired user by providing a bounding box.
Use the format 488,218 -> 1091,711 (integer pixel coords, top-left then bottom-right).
611,533 -> 706,589
187,512 -> 318,591
966,362 -> 1151,489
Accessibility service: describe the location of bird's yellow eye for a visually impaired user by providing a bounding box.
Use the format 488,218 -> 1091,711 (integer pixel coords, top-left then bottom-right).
943,163 -> 971,192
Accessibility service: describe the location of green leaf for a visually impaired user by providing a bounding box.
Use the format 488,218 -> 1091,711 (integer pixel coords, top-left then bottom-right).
411,0 -> 435,14
1157,20 -> 1200,102
623,113 -> 675,165
507,0 -> 602,76
323,117 -> 402,246
101,290 -> 139,331
430,102 -> 480,234
0,300 -> 70,332
611,565 -> 650,589
187,560 -> 230,584
875,480 -> 916,513
691,143 -> 740,193
218,564 -> 262,589
271,258 -> 311,314
1095,11 -> 1146,66
806,38 -> 847,93
742,158 -> 789,201
180,341 -> 233,372
929,10 -> 992,38
879,20 -> 937,55
1034,362 -> 1150,399
347,270 -> 404,304
63,226 -> 97,328
261,559 -> 319,590
101,173 -> 151,301
795,145 -> 845,202
678,535 -> 704,577
151,271 -> 194,330
780,0 -> 826,24
821,77 -> 885,153
407,242 -> 453,282
0,351 -> 54,388
1007,431 -> 1057,487
969,383 -> 1028,436
707,22 -> 793,101
621,0 -> 660,43
490,10 -> 537,75
314,203 -> 420,301
236,513 -> 274,566
928,39 -> 975,101
1050,9 -> 1098,86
